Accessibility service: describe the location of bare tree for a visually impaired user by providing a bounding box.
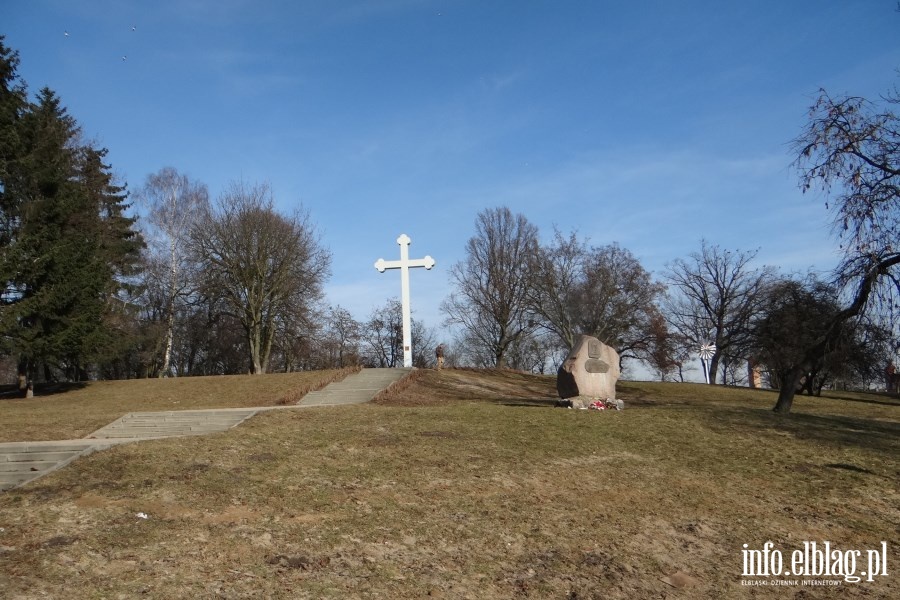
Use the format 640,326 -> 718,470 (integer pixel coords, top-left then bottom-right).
664,241 -> 776,385
411,319 -> 438,368
771,85 -> 900,412
136,167 -> 209,377
505,330 -> 559,374
442,207 -> 540,368
362,299 -> 403,367
190,181 -> 331,374
171,293 -> 243,375
579,244 -> 666,362
451,329 -> 496,368
526,229 -> 585,350
273,303 -> 323,372
643,312 -> 688,382
362,298 -> 431,367
319,305 -> 361,368
529,230 -> 665,366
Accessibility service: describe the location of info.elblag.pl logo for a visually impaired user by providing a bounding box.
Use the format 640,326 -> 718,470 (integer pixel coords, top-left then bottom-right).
741,541 -> 889,587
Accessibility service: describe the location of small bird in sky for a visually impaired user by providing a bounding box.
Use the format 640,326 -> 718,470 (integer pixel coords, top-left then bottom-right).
122,55 -> 127,61
131,25 -> 136,31
64,30 -> 69,37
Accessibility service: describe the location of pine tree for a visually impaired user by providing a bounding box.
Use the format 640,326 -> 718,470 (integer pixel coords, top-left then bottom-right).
2,88 -> 85,383
72,146 -> 144,375
0,36 -> 28,285
0,42 -> 144,388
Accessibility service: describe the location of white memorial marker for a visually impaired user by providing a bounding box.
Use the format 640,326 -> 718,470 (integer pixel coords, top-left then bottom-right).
374,234 -> 435,368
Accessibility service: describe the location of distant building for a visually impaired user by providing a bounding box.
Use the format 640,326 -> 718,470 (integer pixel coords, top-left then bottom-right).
747,359 -> 763,389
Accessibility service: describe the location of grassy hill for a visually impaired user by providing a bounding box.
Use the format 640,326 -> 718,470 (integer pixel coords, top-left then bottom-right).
0,369 -> 357,442
1,369 -> 897,598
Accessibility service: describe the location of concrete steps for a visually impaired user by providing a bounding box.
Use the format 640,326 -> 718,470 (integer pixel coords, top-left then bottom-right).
1,368 -> 415,492
88,408 -> 259,439
299,368 -> 413,406
0,441 -> 114,492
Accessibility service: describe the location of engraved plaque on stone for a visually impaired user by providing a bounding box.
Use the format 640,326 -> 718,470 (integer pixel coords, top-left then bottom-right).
588,339 -> 603,358
584,359 -> 609,374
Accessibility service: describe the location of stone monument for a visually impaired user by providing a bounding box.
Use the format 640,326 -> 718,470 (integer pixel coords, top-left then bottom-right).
556,335 -> 620,408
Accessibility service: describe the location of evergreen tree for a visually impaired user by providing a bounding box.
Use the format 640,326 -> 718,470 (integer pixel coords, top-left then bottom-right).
3,88 -> 87,382
65,145 -> 143,377
0,36 -> 28,297
0,41 -> 144,388
0,36 -> 27,239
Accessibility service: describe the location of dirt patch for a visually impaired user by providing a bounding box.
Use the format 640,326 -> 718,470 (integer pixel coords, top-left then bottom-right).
73,493 -> 126,509
202,505 -> 259,525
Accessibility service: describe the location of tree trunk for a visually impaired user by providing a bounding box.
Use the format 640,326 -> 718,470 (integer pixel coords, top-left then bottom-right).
249,324 -> 265,374
707,353 -> 720,385
17,364 -> 27,392
17,357 -> 30,397
773,366 -> 804,413
259,317 -> 276,374
160,238 -> 178,378
161,306 -> 175,377
250,345 -> 264,374
719,356 -> 730,385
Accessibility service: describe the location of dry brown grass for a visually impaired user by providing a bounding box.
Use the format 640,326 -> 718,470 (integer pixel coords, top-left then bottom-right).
0,369 -> 897,599
0,368 -> 356,442
372,367 -> 556,406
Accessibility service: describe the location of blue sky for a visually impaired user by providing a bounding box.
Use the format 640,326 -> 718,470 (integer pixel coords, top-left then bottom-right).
5,0 -> 900,340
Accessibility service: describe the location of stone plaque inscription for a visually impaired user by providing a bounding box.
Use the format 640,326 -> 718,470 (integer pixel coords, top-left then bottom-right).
588,339 -> 603,358
584,359 -> 609,374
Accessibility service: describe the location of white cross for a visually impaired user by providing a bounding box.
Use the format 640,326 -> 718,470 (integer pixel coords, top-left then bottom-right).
374,234 -> 435,368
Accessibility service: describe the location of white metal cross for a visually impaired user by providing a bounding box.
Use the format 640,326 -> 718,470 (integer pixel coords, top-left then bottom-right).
374,234 -> 435,368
